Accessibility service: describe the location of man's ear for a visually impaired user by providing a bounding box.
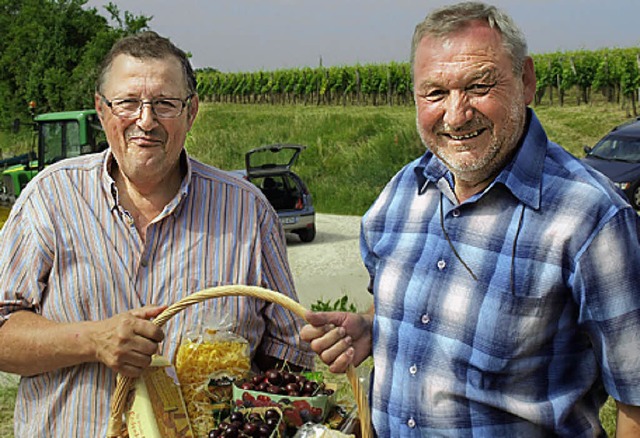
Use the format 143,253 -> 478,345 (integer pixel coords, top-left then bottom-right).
187,94 -> 199,128
94,93 -> 105,121
522,57 -> 537,106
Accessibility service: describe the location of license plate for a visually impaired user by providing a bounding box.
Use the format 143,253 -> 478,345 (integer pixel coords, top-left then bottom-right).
280,217 -> 297,225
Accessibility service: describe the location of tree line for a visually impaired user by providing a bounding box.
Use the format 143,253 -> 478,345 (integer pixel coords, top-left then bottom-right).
0,0 -> 149,129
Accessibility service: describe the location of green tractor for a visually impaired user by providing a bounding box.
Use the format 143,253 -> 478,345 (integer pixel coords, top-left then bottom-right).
0,109 -> 107,204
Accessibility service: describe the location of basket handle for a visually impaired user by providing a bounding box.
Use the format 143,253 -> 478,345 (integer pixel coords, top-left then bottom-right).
107,285 -> 372,438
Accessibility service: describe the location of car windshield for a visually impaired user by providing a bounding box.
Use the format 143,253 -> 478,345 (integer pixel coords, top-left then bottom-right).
589,136 -> 640,162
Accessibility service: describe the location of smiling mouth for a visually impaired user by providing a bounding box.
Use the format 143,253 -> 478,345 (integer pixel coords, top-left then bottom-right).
128,136 -> 162,146
445,128 -> 486,141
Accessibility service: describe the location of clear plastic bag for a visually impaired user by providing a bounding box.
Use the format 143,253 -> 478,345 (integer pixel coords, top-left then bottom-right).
175,305 -> 251,436
293,422 -> 355,438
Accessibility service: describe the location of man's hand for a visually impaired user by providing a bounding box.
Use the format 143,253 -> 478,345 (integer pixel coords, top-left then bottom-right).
616,401 -> 640,437
300,310 -> 373,373
89,305 -> 166,378
0,305 -> 168,377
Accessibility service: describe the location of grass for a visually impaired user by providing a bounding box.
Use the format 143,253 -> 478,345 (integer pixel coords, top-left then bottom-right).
0,207 -> 8,229
0,100 -> 630,436
187,103 -> 426,215
0,383 -> 17,437
600,398 -> 617,435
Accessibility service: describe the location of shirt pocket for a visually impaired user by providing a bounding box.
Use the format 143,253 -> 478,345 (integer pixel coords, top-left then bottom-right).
464,287 -> 565,391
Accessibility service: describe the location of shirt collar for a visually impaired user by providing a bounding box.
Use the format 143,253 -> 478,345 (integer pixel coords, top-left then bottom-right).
100,149 -> 118,211
414,108 -> 546,210
101,148 -> 192,216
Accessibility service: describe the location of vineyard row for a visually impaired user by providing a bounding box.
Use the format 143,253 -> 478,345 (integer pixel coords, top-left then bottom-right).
195,47 -> 640,111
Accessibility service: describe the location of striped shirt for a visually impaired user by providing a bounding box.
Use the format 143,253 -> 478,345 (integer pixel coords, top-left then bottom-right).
0,150 -> 314,437
361,110 -> 640,437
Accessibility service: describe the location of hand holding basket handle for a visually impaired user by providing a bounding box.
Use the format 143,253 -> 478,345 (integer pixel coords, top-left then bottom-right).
106,285 -> 372,438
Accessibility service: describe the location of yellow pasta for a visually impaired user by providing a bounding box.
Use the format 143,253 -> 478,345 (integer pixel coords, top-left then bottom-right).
175,337 -> 251,437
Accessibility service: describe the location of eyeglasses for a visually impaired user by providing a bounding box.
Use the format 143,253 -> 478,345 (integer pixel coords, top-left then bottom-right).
100,94 -> 193,119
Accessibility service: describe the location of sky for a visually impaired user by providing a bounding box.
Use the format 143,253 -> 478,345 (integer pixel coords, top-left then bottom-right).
84,0 -> 640,73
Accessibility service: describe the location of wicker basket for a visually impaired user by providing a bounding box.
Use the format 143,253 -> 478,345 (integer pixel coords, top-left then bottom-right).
107,285 -> 372,438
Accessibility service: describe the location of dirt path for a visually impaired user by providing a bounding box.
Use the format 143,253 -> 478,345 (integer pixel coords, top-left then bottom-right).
286,213 -> 372,312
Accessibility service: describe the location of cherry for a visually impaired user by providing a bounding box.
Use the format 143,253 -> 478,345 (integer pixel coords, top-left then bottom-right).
303,380 -> 318,395
295,374 -> 307,384
285,382 -> 301,393
264,408 -> 280,420
267,384 -> 282,394
229,411 -> 244,423
265,369 -> 283,386
243,422 -> 258,436
222,424 -> 239,438
282,371 -> 297,384
240,381 -> 255,390
257,424 -> 272,437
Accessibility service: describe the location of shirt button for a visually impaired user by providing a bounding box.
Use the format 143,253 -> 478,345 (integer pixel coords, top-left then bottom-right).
452,209 -> 461,217
421,314 -> 430,324
409,364 -> 417,375
407,417 -> 416,428
437,259 -> 446,270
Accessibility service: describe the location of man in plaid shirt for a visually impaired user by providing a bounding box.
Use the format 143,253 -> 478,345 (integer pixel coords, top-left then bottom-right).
302,2 -> 640,436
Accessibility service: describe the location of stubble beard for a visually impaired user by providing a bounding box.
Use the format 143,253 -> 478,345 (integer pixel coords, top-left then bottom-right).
416,101 -> 526,186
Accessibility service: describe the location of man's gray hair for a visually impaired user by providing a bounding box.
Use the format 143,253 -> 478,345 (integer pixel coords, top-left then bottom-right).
95,31 -> 197,96
410,2 -> 528,78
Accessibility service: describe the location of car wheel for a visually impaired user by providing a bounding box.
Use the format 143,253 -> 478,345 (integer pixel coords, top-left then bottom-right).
296,224 -> 316,243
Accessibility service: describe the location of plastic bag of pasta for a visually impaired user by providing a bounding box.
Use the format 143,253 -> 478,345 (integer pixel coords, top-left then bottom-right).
175,306 -> 251,437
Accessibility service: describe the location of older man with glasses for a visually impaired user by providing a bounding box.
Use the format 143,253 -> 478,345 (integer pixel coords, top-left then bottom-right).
0,31 -> 313,438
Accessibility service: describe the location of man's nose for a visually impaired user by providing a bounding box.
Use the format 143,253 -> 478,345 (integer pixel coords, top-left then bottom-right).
136,102 -> 158,130
442,91 -> 474,128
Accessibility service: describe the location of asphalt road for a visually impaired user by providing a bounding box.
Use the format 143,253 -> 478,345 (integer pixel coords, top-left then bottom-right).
286,213 -> 372,312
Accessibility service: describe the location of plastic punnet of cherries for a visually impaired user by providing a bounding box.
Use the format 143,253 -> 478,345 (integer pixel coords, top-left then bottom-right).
208,408 -> 282,438
229,368 -> 341,436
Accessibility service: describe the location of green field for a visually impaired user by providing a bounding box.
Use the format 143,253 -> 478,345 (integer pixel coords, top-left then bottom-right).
0,101 -> 628,436
0,207 -> 9,229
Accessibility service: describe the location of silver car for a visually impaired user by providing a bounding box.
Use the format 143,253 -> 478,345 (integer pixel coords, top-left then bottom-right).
235,144 -> 316,242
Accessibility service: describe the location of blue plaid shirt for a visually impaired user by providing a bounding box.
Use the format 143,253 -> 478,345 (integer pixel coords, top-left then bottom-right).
361,109 -> 640,437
